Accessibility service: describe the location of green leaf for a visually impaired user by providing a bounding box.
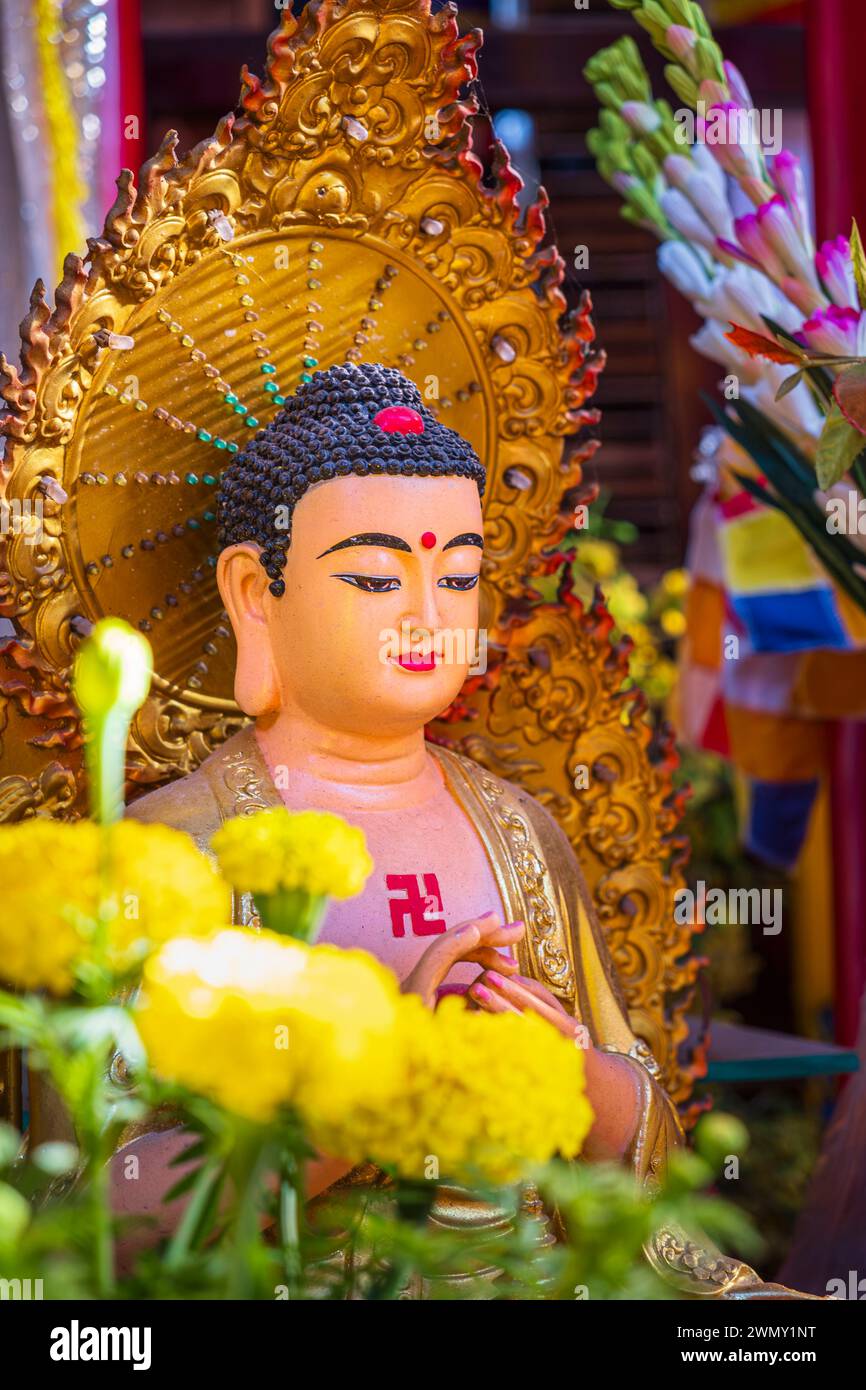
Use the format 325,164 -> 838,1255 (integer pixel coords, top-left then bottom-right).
834,363 -> 866,436
816,403 -> 866,489
163,1165 -> 204,1205
851,220 -> 866,312
775,369 -> 806,402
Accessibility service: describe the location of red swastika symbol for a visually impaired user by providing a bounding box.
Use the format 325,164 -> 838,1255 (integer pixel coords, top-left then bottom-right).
385,873 -> 446,937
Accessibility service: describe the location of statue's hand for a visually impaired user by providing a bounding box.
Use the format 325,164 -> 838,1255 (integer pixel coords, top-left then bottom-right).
400,911 -> 524,1009
468,970 -> 579,1040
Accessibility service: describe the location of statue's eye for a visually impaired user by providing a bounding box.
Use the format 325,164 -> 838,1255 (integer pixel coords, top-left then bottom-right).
438,575 -> 479,591
333,574 -> 401,593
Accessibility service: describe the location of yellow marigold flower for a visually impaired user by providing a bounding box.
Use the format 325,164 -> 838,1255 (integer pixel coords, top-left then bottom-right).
315,995 -> 593,1185
643,657 -> 678,702
605,575 -> 648,629
136,930 -> 402,1124
211,808 -> 373,900
659,607 -> 687,638
0,820 -> 230,994
574,538 -> 619,580
661,568 -> 689,599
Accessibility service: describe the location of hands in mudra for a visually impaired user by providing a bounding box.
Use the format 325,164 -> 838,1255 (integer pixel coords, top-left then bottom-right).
400,910 -> 584,1041
401,910 -> 638,1161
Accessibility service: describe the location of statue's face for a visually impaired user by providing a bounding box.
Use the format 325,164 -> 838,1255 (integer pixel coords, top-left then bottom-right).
222,473 -> 484,736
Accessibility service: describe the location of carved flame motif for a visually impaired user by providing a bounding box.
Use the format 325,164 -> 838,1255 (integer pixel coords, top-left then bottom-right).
0,0 -> 697,1108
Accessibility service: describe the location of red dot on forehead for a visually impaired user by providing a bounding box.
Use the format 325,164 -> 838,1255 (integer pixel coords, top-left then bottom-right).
421,531 -> 437,550
374,405 -> 424,434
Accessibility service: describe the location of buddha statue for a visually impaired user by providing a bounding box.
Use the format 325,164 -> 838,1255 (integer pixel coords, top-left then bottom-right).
115,361 -> 803,1299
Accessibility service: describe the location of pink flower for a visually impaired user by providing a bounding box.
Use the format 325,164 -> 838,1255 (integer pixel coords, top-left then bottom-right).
756,195 -> 818,284
716,237 -> 762,271
620,101 -> 661,137
667,25 -> 699,73
771,150 -> 811,244
733,210 -> 788,280
724,61 -> 754,112
797,305 -> 866,356
816,236 -> 859,310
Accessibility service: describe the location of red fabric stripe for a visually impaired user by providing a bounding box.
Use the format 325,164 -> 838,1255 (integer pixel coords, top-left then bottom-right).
719,489 -> 760,520
118,0 -> 145,178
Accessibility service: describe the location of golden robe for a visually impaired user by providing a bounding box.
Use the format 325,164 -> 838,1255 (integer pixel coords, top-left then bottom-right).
123,726 -> 800,1299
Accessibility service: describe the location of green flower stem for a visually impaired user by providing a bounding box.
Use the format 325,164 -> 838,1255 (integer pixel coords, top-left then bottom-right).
279,1160 -> 303,1298
164,1156 -> 227,1273
90,1140 -> 115,1298
227,1127 -> 271,1299
84,707 -> 129,828
256,890 -> 328,943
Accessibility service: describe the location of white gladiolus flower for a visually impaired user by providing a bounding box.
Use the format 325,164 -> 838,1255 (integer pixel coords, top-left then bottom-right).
660,188 -> 721,256
657,239 -> 717,301
690,321 -> 762,380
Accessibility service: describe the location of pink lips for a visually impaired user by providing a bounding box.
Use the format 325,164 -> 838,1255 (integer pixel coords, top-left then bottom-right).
396,654 -> 437,672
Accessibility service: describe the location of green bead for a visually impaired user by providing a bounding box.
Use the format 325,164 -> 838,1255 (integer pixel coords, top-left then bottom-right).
245,416 -> 259,428
303,356 -> 318,368
196,430 -> 212,443
203,510 -> 216,523
187,518 -> 200,530
273,395 -> 286,406
233,403 -> 246,414
185,473 -> 199,485
264,382 -> 279,394
300,373 -> 313,384
224,393 -> 238,405
214,438 -> 228,449
228,443 -> 239,453
261,363 -> 277,374
202,474 -> 216,486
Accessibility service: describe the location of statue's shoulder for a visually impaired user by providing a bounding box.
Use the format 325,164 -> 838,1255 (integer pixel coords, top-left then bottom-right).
428,743 -> 571,858
125,727 -> 262,853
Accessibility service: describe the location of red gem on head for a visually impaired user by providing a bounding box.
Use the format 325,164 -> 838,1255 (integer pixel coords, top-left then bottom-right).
421,531 -> 437,550
374,405 -> 425,435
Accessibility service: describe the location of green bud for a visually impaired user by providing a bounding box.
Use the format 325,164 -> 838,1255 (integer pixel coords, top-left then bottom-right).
0,1181 -> 30,1247
74,619 -> 152,726
695,1112 -> 750,1169
74,619 -> 153,825
664,62 -> 699,109
691,1 -> 713,40
633,144 -> 660,182
665,1148 -> 713,1196
0,1123 -> 21,1170
694,37 -> 725,86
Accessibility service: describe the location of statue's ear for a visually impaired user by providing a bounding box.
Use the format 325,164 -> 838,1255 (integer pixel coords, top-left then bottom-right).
217,544 -> 280,717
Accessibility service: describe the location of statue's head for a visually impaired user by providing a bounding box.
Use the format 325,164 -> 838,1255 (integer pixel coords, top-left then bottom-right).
216,363 -> 486,736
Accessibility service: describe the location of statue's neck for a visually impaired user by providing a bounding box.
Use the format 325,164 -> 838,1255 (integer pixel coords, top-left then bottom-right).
253,709 -> 443,813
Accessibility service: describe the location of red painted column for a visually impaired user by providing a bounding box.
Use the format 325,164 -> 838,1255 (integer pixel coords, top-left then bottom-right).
807,0 -> 866,1046
118,0 -> 145,179
807,0 -> 866,244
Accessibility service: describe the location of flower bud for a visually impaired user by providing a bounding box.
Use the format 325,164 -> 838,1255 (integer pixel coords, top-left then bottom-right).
73,618 -> 152,725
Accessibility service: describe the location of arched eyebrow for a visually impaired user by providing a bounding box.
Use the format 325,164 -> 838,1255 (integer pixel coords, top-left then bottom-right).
442,532 -> 483,551
317,532 -> 412,558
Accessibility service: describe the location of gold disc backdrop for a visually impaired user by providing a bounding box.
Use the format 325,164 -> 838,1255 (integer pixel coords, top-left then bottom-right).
70,229 -> 492,710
